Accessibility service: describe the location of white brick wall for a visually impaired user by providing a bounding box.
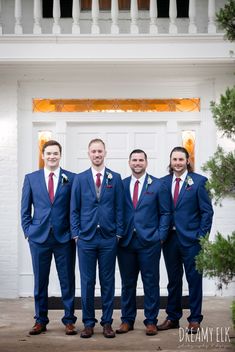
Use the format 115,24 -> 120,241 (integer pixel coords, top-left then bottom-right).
0,70 -> 234,298
0,78 -> 18,298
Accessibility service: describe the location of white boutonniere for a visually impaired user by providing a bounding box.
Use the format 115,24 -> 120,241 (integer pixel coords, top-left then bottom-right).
106,172 -> 113,188
146,175 -> 153,190
185,175 -> 194,189
61,173 -> 69,184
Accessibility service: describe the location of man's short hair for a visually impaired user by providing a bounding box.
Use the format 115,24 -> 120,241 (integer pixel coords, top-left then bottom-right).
42,140 -> 62,154
88,138 -> 106,149
129,149 -> 147,160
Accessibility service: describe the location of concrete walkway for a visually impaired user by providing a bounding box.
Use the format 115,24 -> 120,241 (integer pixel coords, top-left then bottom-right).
0,297 -> 234,352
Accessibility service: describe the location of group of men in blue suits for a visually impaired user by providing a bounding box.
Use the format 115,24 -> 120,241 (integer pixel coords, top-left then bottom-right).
21,139 -> 213,338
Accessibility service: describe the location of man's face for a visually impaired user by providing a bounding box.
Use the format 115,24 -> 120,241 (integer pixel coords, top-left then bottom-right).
42,145 -> 61,171
88,142 -> 106,168
129,152 -> 148,178
170,151 -> 189,176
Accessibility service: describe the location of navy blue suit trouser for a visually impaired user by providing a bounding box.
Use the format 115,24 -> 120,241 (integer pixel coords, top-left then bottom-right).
162,231 -> 203,323
118,235 -> 161,326
77,230 -> 118,327
29,231 -> 77,325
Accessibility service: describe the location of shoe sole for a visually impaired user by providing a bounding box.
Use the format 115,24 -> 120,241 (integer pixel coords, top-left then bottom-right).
157,325 -> 179,331
103,334 -> 116,338
29,328 -> 47,335
66,331 -> 77,335
116,327 -> 134,334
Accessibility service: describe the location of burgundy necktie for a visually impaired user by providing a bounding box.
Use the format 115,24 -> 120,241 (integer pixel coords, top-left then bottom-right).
96,173 -> 101,188
48,172 -> 54,203
132,180 -> 139,208
173,177 -> 181,206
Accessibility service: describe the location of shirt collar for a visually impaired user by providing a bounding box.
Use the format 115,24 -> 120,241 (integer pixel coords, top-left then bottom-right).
131,172 -> 147,184
44,167 -> 60,178
173,169 -> 188,183
91,167 -> 105,178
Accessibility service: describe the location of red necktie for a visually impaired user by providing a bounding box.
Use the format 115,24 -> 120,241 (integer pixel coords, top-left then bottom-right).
132,180 -> 139,208
173,177 -> 181,206
48,172 -> 54,203
96,173 -> 101,188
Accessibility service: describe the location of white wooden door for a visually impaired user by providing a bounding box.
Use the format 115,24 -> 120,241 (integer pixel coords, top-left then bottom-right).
66,120 -> 167,296
19,118 -> 175,297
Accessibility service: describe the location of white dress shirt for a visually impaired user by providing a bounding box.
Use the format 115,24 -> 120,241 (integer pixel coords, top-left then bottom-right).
171,169 -> 188,199
130,173 -> 146,202
91,167 -> 105,186
44,167 -> 60,196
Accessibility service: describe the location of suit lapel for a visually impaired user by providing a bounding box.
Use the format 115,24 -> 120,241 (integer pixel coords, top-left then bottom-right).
54,168 -> 63,201
175,173 -> 188,208
39,169 -> 51,204
99,168 -> 107,199
125,176 -> 133,207
87,168 -> 97,199
135,174 -> 148,209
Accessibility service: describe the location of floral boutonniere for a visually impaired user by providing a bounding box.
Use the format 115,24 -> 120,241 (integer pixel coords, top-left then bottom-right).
106,171 -> 113,188
61,173 -> 69,185
146,175 -> 153,190
185,175 -> 194,190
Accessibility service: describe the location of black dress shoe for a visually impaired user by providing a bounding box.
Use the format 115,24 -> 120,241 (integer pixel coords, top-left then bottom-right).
116,322 -> 134,334
80,326 -> 94,338
29,323 -> 47,335
157,319 -> 179,331
103,324 -> 115,338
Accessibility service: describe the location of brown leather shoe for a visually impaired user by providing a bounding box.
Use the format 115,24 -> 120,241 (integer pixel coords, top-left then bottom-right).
103,324 -> 115,338
116,322 -> 134,334
146,324 -> 158,336
29,323 -> 47,335
157,319 -> 179,331
187,322 -> 200,334
65,323 -> 77,335
80,326 -> 94,338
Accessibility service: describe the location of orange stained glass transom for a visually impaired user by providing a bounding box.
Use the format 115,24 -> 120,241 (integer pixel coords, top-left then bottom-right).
33,98 -> 200,113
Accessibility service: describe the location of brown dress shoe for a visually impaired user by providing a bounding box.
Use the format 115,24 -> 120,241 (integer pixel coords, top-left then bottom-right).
157,319 -> 179,331
146,324 -> 158,336
187,322 -> 200,334
29,323 -> 47,335
80,326 -> 94,338
103,324 -> 115,338
65,323 -> 77,335
116,322 -> 134,334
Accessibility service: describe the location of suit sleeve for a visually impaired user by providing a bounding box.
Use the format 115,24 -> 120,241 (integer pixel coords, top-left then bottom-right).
115,174 -> 125,237
70,175 -> 81,238
197,177 -> 214,237
158,180 -> 172,242
21,175 -> 33,238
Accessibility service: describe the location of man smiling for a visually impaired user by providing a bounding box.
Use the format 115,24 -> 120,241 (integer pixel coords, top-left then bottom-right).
116,149 -> 171,336
158,146 -> 214,334
21,140 -> 77,335
70,138 -> 124,338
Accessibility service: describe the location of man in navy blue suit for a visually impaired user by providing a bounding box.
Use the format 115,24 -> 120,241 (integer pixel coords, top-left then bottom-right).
158,146 -> 214,334
116,149 -> 172,336
21,140 -> 77,335
70,138 -> 124,338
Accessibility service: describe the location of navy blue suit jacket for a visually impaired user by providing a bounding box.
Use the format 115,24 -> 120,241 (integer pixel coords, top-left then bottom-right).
21,168 -> 75,244
120,174 -> 172,247
70,167 -> 124,240
161,172 -> 214,246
